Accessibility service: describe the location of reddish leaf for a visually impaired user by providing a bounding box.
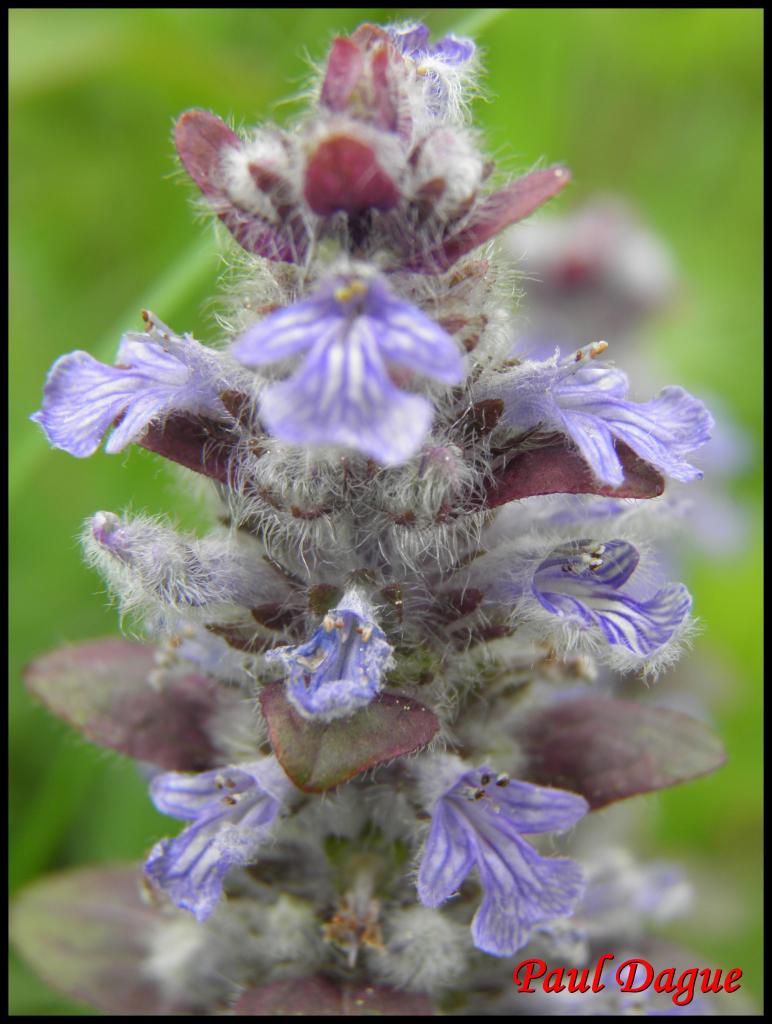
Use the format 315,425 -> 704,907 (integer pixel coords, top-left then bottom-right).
137,411 -> 237,485
410,166 -> 571,272
321,37 -> 365,111
175,108 -> 239,197
475,438 -> 664,508
11,865 -> 189,1014
235,977 -> 341,1016
369,43 -> 401,134
515,697 -> 726,809
260,682 -> 438,792
175,109 -> 307,262
342,985 -> 435,1015
235,977 -> 435,1016
304,136 -> 399,215
218,206 -> 308,263
24,638 -> 233,770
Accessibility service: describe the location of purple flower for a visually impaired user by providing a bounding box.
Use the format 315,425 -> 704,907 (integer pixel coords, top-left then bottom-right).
492,344 -> 713,486
266,590 -> 394,721
31,311 -> 232,458
232,276 -> 464,464
532,539 -> 692,658
145,756 -> 292,921
417,760 -> 587,957
388,22 -> 475,66
388,22 -> 475,118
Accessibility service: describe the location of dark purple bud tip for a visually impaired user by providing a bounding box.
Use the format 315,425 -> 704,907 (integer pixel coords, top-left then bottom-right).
91,510 -> 124,552
410,165 -> 572,272
303,135 -> 400,215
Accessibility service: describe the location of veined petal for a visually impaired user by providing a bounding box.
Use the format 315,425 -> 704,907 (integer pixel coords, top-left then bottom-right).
587,386 -> 713,482
416,765 -> 587,956
231,298 -> 339,366
495,350 -> 712,485
376,306 -> 464,383
556,362 -> 629,402
388,21 -> 475,67
145,812 -> 264,922
30,351 -> 161,458
432,34 -> 476,64
150,765 -> 256,820
416,801 -> 475,908
558,407 -> 624,486
537,579 -> 692,657
259,317 -> 433,464
535,539 -> 640,591
144,757 -> 288,921
488,777 -> 590,835
32,315 -> 231,458
472,835 -> 585,956
233,276 -> 463,464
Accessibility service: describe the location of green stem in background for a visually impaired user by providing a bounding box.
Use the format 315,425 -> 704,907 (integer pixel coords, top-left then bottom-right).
446,7 -> 509,37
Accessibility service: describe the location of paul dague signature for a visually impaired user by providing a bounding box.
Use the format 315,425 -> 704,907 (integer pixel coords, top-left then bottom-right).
513,954 -> 743,1008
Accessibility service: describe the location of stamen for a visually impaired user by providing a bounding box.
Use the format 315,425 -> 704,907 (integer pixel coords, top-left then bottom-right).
334,279 -> 368,304
574,340 -> 608,362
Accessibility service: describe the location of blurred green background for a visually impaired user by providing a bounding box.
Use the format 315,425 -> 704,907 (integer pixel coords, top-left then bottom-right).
9,8 -> 762,1014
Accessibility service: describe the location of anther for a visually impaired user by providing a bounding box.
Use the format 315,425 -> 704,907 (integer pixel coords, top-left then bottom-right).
334,280 -> 368,304
574,340 -> 609,362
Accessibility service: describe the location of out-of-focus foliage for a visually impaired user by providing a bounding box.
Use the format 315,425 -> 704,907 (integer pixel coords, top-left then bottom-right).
9,8 -> 762,1014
